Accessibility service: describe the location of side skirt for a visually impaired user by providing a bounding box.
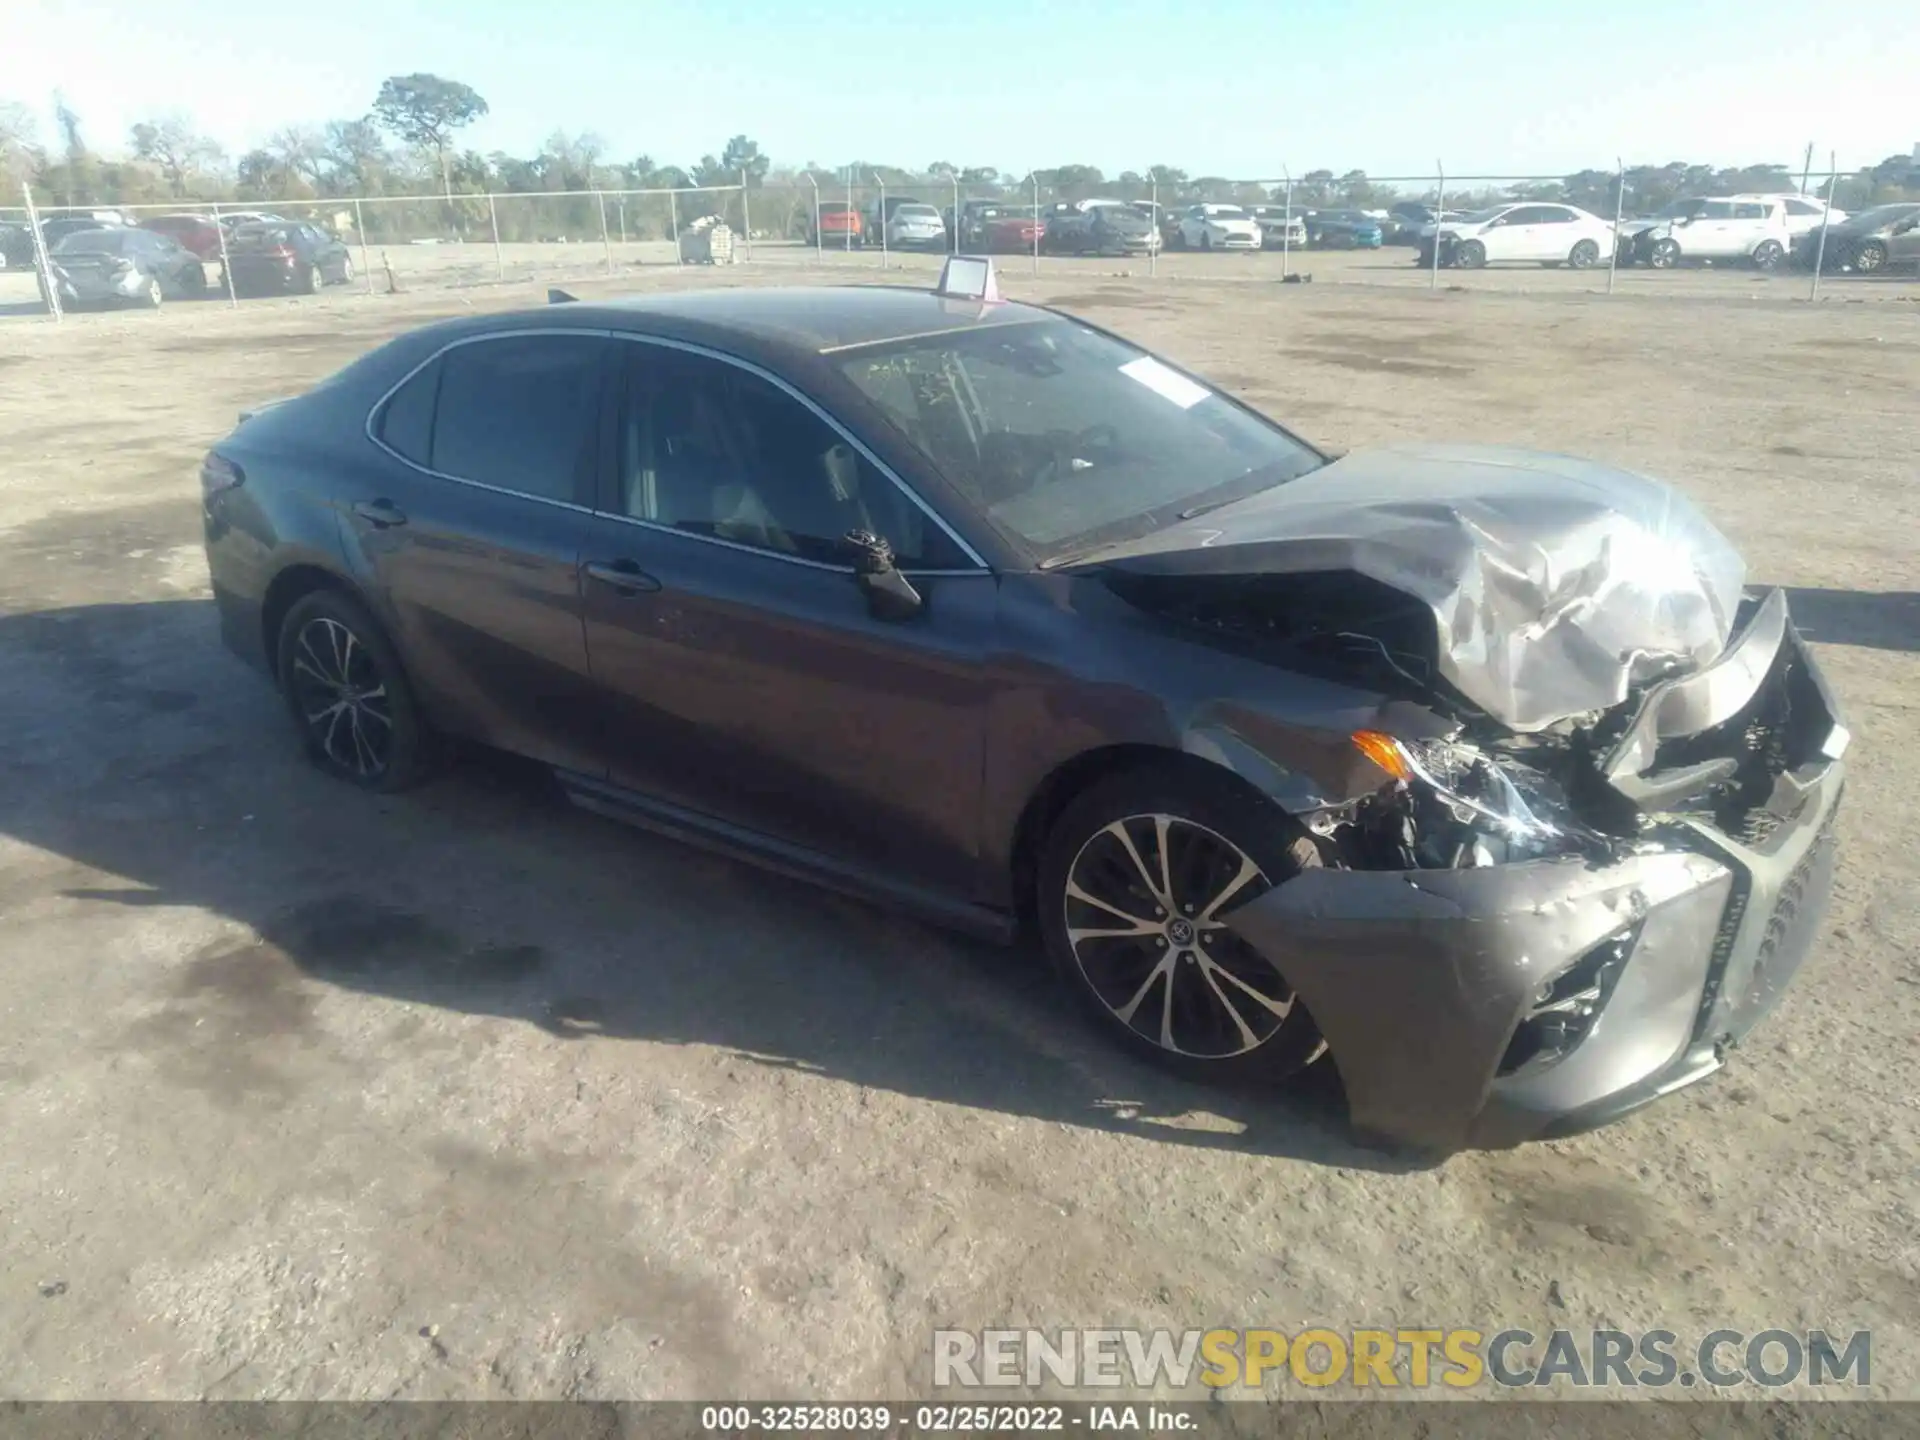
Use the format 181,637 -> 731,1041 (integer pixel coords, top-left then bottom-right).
554,770 -> 1018,946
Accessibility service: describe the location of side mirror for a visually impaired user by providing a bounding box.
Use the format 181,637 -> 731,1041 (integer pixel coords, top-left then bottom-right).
844,529 -> 923,622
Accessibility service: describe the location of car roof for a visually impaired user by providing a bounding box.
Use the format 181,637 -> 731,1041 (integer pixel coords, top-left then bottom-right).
454,285 -> 1054,359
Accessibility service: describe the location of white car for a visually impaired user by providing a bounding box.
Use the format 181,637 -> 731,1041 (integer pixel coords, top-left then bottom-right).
1734,192 -> 1845,240
1624,196 -> 1793,271
1176,204 -> 1262,251
1248,206 -> 1308,249
1427,202 -> 1617,269
883,203 -> 947,251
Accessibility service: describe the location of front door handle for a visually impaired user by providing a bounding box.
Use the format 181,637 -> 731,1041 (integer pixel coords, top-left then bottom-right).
352,499 -> 407,528
584,559 -> 662,595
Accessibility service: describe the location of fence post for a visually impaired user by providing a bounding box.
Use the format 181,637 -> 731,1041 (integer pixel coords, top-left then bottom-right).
739,169 -> 752,261
212,201 -> 237,307
597,190 -> 614,275
1606,158 -> 1624,295
487,192 -> 503,282
1149,174 -> 1158,277
1281,169 -> 1292,279
1809,156 -> 1839,301
844,172 -> 853,252
1429,160 -> 1444,292
1031,172 -> 1040,276
618,197 -> 627,246
876,173 -> 888,269
22,185 -> 60,322
808,173 -> 821,264
951,173 -> 960,254
669,189 -> 679,249
353,199 -> 374,294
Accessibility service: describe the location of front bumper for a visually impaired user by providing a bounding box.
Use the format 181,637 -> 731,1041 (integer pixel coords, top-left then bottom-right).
1226,593 -> 1846,1153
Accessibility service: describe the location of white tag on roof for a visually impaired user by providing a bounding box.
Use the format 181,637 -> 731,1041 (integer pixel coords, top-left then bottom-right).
935,255 -> 1002,302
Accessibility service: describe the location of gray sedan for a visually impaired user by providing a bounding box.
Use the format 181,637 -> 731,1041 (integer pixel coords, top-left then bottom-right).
43,227 -> 208,309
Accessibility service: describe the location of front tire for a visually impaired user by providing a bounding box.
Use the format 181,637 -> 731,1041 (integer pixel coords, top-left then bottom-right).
1038,764 -> 1327,1084
1852,239 -> 1888,273
1568,238 -> 1600,269
1649,238 -> 1681,268
276,589 -> 434,791
1453,239 -> 1487,269
141,275 -> 164,308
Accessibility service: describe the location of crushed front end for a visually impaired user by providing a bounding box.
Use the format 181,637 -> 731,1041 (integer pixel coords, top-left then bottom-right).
1223,587 -> 1845,1151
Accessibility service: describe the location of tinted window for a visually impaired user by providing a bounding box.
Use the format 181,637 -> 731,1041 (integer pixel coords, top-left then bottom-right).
620,347 -> 966,569
377,360 -> 439,466
53,229 -> 131,255
429,335 -> 604,503
1700,201 -> 1736,219
1535,207 -> 1574,224
1733,203 -> 1768,220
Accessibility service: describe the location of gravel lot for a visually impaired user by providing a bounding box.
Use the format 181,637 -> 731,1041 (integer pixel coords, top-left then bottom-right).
0,254 -> 1915,1403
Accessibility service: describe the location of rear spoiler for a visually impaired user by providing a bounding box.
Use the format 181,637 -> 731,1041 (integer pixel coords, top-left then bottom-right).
548,287 -> 577,304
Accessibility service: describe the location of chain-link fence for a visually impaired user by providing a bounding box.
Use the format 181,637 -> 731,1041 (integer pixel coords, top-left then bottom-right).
7,160 -> 1917,323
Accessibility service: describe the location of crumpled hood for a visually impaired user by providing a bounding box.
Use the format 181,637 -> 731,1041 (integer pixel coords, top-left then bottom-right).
1085,443 -> 1748,732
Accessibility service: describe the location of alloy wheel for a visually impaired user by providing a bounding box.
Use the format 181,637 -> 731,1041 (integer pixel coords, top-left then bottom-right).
1853,241 -> 1887,273
1062,813 -> 1296,1059
288,616 -> 393,779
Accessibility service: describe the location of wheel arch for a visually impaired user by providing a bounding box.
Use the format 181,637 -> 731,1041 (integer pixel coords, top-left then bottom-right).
260,562 -> 366,684
1006,742 -> 1304,932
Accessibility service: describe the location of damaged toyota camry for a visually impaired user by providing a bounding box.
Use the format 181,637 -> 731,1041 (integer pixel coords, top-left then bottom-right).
201,259 -> 1846,1153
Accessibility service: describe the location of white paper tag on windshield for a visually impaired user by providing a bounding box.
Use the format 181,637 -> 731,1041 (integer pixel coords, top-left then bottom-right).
1119,356 -> 1210,409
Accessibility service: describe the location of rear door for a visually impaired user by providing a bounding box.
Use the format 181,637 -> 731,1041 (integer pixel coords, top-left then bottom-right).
340,329 -> 613,773
578,339 -> 998,899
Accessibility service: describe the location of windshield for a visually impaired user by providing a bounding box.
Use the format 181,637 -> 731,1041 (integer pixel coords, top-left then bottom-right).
1206,206 -> 1249,219
835,317 -> 1323,559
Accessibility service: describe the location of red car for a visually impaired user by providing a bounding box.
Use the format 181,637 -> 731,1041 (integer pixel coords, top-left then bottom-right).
809,203 -> 865,248
140,213 -> 224,260
985,213 -> 1045,252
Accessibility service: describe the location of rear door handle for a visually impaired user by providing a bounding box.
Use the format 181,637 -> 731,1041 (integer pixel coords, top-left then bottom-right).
584,559 -> 662,595
352,499 -> 407,528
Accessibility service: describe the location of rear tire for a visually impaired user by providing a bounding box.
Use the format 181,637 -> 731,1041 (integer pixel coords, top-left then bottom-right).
1037,763 -> 1328,1086
141,276 -> 164,308
300,263 -> 322,294
276,589 -> 436,792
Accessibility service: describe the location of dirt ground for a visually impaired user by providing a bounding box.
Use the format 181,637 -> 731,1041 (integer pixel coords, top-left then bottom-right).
0,257 -> 1916,1404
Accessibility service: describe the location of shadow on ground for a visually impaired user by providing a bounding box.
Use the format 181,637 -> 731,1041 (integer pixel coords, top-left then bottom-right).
1781,586 -> 1920,654
0,598 -> 1408,1173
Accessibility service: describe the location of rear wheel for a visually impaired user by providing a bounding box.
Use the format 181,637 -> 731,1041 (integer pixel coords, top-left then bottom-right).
300,262 -> 322,294
339,254 -> 355,284
1038,764 -> 1328,1085
276,589 -> 435,791
141,275 -> 164,308
1751,240 -> 1785,272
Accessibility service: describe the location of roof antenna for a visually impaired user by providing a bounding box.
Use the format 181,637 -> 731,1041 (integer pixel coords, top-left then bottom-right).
547,287 -> 577,305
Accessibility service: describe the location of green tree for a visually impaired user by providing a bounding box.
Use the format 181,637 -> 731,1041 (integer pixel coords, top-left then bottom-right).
720,135 -> 769,186
371,73 -> 488,197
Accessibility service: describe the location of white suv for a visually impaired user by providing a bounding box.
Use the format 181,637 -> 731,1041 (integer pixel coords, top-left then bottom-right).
1736,192 -> 1846,240
1625,196 -> 1793,270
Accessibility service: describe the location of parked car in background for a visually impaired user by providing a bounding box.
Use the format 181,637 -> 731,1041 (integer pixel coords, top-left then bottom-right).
866,195 -> 927,239
809,202 -> 865,248
1174,204 -> 1262,251
217,210 -> 289,231
41,227 -> 206,308
140,213 -> 226,261
0,221 -> 36,270
947,201 -> 1040,253
1040,199 -> 1161,256
1420,203 -> 1616,269
881,202 -> 947,251
224,221 -> 354,295
1306,209 -> 1385,249
1247,206 -> 1308,249
1621,197 -> 1792,271
1384,202 -> 1466,244
1797,202 -> 1920,273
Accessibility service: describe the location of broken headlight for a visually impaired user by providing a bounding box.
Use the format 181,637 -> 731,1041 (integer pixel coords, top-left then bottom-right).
1353,731 -> 1595,865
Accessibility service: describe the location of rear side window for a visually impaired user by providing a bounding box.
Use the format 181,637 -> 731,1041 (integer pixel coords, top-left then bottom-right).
377,359 -> 439,466
427,335 -> 604,503
1733,203 -> 1768,220
1701,201 -> 1736,219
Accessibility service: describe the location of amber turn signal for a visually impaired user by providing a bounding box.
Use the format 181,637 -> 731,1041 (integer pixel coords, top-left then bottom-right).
1350,729 -> 1412,781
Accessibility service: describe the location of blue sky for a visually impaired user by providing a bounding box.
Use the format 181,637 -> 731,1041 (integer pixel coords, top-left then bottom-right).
3,0 -> 1911,179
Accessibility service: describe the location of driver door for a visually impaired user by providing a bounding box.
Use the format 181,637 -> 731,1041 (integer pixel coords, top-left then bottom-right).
578,340 -> 1000,898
